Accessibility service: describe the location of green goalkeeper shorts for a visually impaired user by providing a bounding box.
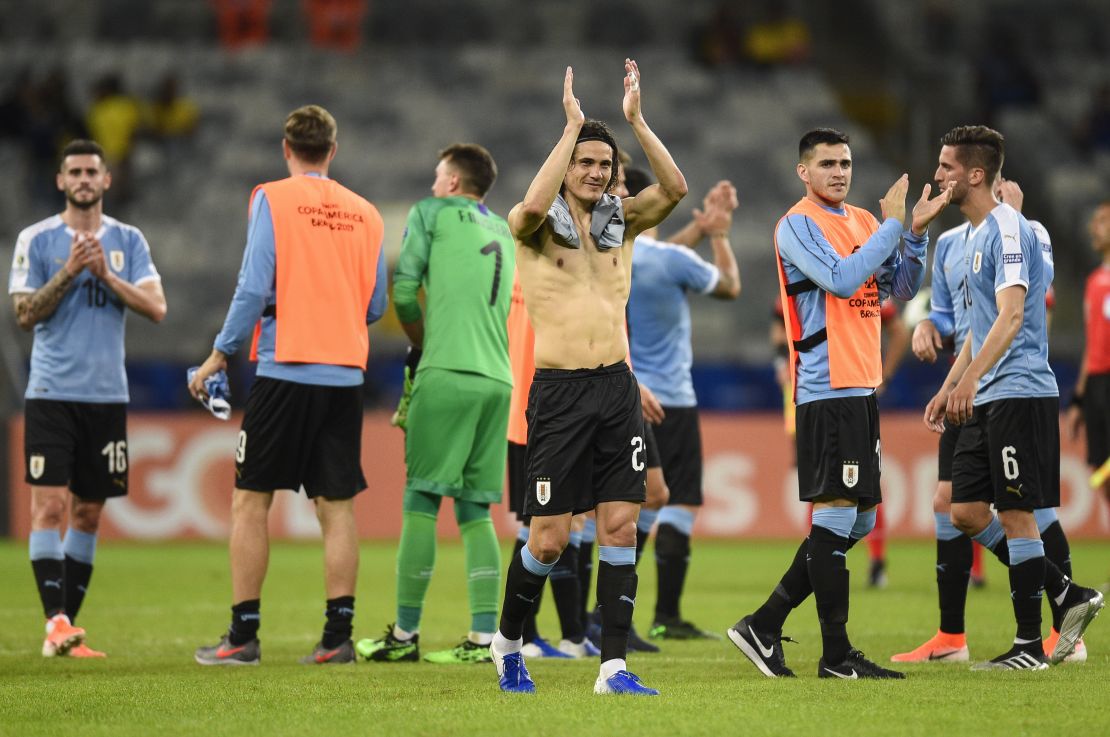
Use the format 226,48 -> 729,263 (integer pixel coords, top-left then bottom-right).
404,367 -> 512,503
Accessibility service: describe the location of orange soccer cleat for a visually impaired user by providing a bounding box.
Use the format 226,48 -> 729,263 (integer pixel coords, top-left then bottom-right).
42,614 -> 85,657
66,642 -> 107,658
890,630 -> 969,663
1043,629 -> 1087,663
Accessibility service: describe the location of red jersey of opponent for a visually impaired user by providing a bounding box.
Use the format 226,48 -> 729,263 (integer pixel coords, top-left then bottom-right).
1085,264 -> 1110,374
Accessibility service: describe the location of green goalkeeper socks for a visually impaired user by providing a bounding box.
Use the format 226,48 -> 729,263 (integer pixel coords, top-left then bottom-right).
458,509 -> 501,634
395,491 -> 500,634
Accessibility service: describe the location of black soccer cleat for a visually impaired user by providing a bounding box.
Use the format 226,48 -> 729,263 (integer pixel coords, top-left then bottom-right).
818,648 -> 906,679
970,644 -> 1048,671
726,615 -> 796,678
649,616 -> 722,641
626,624 -> 660,653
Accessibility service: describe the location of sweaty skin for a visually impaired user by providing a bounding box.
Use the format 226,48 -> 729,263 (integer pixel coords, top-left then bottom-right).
510,62 -> 686,370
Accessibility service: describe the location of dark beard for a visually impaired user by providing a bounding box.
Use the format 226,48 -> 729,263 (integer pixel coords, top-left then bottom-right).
66,191 -> 100,210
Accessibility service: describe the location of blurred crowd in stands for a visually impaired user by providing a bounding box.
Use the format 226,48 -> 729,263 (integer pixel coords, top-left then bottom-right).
0,68 -> 198,211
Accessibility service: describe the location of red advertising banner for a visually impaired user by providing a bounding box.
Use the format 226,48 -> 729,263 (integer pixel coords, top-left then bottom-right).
7,412 -> 1108,540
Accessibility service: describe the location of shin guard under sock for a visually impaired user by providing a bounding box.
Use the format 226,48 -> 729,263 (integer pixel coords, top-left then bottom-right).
808,525 -> 851,665
596,559 -> 637,662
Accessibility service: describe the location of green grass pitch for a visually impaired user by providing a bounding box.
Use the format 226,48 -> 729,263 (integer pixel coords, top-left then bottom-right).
0,538 -> 1107,737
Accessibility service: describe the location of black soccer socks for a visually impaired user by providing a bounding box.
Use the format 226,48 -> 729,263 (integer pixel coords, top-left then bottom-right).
654,523 -> 691,622
807,525 -> 851,665
937,535 -> 973,635
596,560 -> 638,663
322,596 -> 355,649
229,599 -> 261,645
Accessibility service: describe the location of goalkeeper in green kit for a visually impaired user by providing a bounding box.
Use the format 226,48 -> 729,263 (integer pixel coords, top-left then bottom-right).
356,143 -> 515,664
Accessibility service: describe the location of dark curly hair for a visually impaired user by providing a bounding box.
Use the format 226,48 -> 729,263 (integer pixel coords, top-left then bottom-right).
569,119 -> 621,194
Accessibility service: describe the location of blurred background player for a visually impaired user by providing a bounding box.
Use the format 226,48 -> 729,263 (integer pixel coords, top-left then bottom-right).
356,144 -> 514,665
191,105 -> 386,665
1067,199 -> 1110,529
9,138 -> 166,658
622,170 -> 741,640
897,176 -> 1083,663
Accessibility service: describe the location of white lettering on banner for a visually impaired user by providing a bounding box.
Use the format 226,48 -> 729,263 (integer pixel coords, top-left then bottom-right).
106,428 -> 239,538
702,453 -> 758,534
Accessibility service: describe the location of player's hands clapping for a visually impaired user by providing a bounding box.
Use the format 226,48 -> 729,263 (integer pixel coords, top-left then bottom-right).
622,58 -> 642,124
879,175 -> 909,225
995,178 -> 1023,212
693,181 -> 738,238
563,66 -> 584,128
65,231 -> 103,277
82,234 -> 109,280
911,319 -> 944,363
910,181 -> 953,236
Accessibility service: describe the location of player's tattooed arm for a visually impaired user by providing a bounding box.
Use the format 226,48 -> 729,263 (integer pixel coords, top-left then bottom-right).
12,268 -> 78,330
14,231 -> 99,330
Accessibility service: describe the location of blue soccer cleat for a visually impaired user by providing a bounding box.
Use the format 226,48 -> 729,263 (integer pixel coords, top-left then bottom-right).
594,670 -> 659,696
521,636 -> 572,659
491,647 -> 536,694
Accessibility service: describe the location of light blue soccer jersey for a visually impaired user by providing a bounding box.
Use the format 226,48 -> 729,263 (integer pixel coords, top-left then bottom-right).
628,235 -> 720,407
776,205 -> 928,405
8,215 -> 160,403
965,204 -> 1057,403
930,219 -> 1053,355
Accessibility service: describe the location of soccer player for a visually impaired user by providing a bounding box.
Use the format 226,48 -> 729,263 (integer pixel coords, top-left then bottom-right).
620,171 -> 741,640
490,61 -> 686,696
1067,199 -> 1110,515
923,125 -> 1103,670
354,143 -> 513,665
9,138 -> 166,658
894,177 -> 1083,663
727,127 -> 951,679
191,105 -> 387,665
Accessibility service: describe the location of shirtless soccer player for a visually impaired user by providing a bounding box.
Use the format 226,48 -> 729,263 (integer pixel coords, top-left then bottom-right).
489,60 -> 687,696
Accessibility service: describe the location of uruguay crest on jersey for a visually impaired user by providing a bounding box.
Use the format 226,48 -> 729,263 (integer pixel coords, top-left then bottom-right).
110,250 -> 125,272
536,478 -> 551,506
29,454 -> 44,479
842,462 -> 859,488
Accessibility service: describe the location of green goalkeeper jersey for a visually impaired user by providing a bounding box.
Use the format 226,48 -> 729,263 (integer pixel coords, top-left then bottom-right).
393,196 -> 515,385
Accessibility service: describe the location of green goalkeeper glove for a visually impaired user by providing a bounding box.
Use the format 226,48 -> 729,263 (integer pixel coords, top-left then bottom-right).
391,347 -> 422,430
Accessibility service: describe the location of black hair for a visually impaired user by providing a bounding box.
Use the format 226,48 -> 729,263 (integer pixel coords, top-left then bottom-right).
623,167 -> 653,197
940,125 -> 1005,183
59,139 -> 106,169
798,128 -> 850,161
439,143 -> 498,197
572,119 -> 621,193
